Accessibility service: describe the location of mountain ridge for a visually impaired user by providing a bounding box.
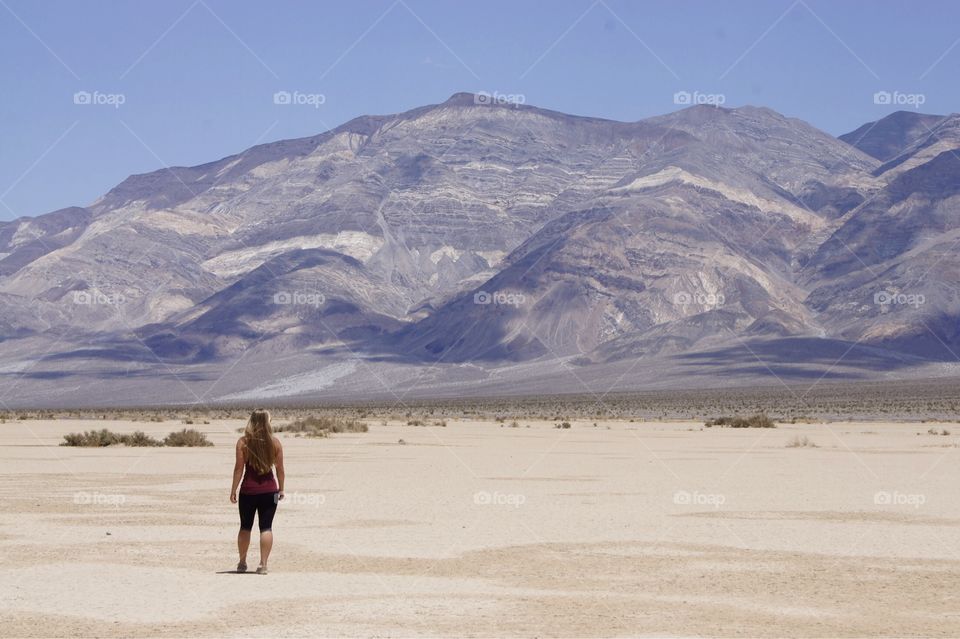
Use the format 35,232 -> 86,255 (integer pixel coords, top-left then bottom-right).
1,95 -> 957,407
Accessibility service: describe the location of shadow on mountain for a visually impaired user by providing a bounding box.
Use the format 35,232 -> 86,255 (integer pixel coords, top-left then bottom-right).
672,337 -> 930,380
39,340 -> 219,365
2,366 -> 214,382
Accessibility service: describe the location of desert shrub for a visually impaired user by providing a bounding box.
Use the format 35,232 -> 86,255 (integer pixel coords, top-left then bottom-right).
119,431 -> 164,447
406,419 -> 424,426
163,428 -> 214,447
276,415 -> 368,437
61,429 -> 120,447
705,414 -> 776,428
786,435 -> 818,448
554,421 -> 572,429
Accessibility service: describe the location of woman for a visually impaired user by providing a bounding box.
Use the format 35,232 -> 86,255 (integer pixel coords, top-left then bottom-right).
230,409 -> 285,574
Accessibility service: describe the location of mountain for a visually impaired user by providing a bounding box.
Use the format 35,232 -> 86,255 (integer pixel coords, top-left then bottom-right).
1,94 -> 958,407
839,111 -> 945,162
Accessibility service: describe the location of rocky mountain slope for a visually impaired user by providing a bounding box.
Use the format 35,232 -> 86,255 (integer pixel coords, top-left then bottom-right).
1,98 -> 958,406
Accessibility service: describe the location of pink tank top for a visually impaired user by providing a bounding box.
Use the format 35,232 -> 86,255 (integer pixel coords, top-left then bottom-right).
239,441 -> 279,495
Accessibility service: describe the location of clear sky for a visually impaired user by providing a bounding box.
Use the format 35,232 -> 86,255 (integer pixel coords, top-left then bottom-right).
1,0 -> 958,221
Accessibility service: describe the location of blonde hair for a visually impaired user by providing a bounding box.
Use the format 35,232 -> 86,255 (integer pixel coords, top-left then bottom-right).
243,409 -> 276,474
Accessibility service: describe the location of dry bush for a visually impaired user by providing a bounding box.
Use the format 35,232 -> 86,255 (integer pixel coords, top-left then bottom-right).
276,415 -> 368,437
163,428 -> 214,447
705,414 -> 776,428
61,429 -> 120,447
786,435 -> 818,448
119,431 -> 164,447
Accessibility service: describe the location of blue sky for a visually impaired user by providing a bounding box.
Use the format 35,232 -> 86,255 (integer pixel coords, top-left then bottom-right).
1,0 -> 958,221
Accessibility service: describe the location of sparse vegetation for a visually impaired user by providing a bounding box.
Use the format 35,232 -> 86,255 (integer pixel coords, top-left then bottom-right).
61,428 -> 206,447
119,431 -> 164,447
554,421 -> 572,429
275,415 -> 368,438
705,414 -> 776,428
60,429 -> 120,447
163,428 -> 214,447
786,435 -> 819,448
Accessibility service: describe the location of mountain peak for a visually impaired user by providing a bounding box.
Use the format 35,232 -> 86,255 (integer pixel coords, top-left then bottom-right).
442,91 -> 483,106
840,111 -> 945,161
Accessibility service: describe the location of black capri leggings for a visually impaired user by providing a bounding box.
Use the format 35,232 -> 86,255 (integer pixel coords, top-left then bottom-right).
238,492 -> 279,532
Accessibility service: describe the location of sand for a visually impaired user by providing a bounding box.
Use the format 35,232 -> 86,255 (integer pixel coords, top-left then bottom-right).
1,418 -> 959,637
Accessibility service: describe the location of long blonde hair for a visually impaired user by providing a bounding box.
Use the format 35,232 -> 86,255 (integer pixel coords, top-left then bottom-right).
243,409 -> 276,474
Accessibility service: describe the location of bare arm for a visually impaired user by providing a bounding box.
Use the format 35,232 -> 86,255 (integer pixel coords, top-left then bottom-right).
230,438 -> 244,503
274,437 -> 285,499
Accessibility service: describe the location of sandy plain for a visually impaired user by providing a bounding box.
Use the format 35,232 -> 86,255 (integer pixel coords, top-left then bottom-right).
1,417 -> 959,637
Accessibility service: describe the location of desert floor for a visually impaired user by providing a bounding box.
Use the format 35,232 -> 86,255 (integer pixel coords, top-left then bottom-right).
1,418 -> 959,637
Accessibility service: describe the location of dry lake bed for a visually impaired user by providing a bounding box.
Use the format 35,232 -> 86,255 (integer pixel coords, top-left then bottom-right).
1,418 -> 959,637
